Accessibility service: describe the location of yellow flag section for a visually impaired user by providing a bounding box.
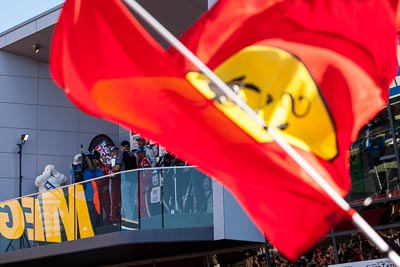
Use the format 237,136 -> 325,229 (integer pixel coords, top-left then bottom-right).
0,184 -> 94,243
187,45 -> 337,160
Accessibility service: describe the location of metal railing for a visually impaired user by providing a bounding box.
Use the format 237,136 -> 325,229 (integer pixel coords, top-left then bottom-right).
0,166 -> 213,253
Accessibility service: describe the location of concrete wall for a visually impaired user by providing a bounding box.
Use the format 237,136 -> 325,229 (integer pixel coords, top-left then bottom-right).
213,182 -> 264,242
0,51 -> 120,201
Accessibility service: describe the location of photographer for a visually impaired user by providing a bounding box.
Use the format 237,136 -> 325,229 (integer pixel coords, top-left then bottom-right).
71,153 -> 83,183
71,151 -> 104,228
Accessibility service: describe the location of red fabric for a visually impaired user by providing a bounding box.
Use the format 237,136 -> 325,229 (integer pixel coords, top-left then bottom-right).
176,0 -> 397,91
91,180 -> 100,215
50,0 -> 398,259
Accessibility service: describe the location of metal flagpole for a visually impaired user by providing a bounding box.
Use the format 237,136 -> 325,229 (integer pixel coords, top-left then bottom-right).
122,0 -> 400,265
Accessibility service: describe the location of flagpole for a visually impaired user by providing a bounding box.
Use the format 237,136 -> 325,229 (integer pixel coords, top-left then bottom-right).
122,0 -> 400,264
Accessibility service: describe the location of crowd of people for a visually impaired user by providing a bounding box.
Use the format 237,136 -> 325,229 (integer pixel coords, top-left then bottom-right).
35,134 -> 214,230
30,133 -> 213,242
269,229 -> 400,267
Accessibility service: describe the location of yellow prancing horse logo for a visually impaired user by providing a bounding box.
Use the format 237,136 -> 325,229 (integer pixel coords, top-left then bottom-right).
186,45 -> 337,160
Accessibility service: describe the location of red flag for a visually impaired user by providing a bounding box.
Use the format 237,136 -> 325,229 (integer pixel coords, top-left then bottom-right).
50,0 -> 398,259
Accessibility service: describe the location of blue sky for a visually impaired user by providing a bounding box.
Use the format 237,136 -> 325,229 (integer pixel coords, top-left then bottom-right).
0,1 -> 64,33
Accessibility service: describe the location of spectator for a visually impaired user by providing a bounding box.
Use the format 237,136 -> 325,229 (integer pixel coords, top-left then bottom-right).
105,142 -> 113,155
296,256 -> 307,267
108,146 -> 120,224
350,233 -> 364,262
386,229 -> 400,253
338,242 -> 352,263
314,248 -> 324,265
71,153 -> 83,183
173,157 -> 191,213
71,153 -> 104,228
325,245 -> 336,264
190,168 -> 212,214
95,150 -> 111,225
112,140 -> 137,226
202,177 -> 213,213
361,236 -> 379,260
159,152 -> 178,214
134,135 -> 157,167
309,253 -> 316,267
137,146 -> 159,218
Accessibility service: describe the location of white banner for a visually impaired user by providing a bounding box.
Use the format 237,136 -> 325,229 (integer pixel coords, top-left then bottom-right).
329,258 -> 394,267
151,186 -> 161,203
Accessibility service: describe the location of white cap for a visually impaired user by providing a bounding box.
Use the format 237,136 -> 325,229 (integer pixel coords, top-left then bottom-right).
73,154 -> 82,165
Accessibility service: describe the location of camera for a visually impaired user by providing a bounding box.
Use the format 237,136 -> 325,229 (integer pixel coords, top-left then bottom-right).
84,150 -> 100,160
72,150 -> 100,183
82,150 -> 100,167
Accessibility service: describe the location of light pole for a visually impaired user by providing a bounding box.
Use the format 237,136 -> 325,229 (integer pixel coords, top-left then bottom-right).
5,134 -> 30,252
17,134 -> 29,199
17,134 -> 29,249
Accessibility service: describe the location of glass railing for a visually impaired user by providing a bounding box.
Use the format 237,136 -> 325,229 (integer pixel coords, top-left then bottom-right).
0,166 -> 214,253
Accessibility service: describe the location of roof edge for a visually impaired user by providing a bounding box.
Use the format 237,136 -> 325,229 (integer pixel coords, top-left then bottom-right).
0,4 -> 63,37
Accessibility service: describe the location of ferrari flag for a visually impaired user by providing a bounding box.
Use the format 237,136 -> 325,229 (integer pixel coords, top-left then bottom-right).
50,0 -> 399,259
